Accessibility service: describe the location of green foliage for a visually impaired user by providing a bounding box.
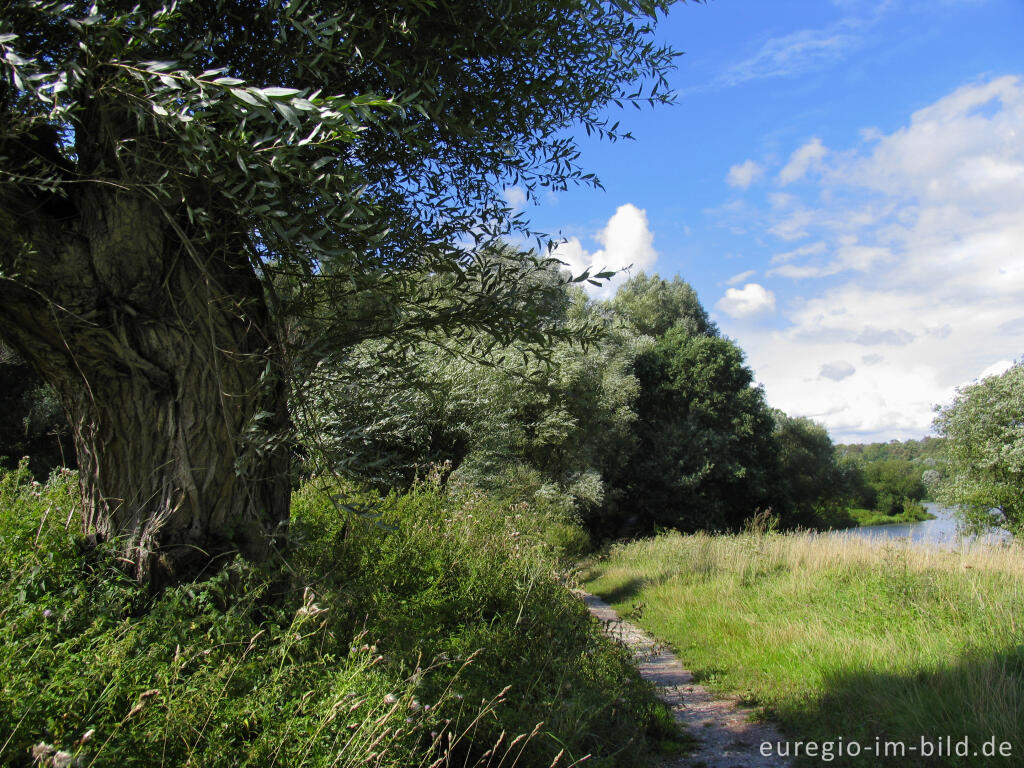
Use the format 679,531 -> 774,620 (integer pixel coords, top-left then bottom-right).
837,437 -> 946,464
846,503 -> 932,527
934,362 -> 1024,535
1,0 -> 694,582
861,459 -> 927,515
0,464 -> 671,767
771,412 -> 847,528
299,281 -> 641,533
836,439 -> 936,520
1,0 -> 684,368
608,272 -> 717,339
613,327 -> 779,532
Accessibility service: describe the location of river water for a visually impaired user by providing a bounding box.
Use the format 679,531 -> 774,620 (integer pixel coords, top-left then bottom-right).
838,503 -> 1011,548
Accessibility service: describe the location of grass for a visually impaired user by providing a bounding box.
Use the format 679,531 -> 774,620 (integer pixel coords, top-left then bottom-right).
847,505 -> 935,527
0,461 -> 681,768
582,526 -> 1024,767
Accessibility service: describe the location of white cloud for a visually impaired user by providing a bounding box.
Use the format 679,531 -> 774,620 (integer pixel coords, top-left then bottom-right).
769,263 -> 838,280
503,186 -> 527,210
552,204 -> 657,298
771,241 -> 827,264
770,192 -> 797,209
769,209 -> 814,240
726,269 -> 757,285
688,4 -> 894,95
727,159 -> 764,190
720,27 -> 859,87
768,240 -> 893,279
779,137 -> 828,185
715,283 -> 776,318
721,76 -> 1024,442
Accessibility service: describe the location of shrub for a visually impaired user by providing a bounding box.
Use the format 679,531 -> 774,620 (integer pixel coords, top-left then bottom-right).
1,466 -> 670,767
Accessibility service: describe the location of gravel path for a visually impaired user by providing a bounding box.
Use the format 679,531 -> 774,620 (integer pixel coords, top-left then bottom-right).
581,593 -> 791,768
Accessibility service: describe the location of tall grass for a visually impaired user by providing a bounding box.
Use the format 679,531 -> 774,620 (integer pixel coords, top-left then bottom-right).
583,526 -> 1024,767
0,462 -> 676,767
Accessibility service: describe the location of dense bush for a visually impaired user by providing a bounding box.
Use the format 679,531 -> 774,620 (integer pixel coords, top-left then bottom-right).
0,463 -> 675,767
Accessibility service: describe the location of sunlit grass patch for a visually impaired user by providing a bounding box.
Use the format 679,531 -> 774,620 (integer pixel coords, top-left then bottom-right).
583,528 -> 1024,767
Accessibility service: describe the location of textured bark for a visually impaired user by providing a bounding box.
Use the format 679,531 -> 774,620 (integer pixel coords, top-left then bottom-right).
0,126 -> 290,586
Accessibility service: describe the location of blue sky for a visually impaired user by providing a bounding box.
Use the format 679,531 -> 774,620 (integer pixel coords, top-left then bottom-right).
514,0 -> 1024,444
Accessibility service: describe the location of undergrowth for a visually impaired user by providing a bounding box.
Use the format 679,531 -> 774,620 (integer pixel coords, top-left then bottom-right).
0,461 -> 676,767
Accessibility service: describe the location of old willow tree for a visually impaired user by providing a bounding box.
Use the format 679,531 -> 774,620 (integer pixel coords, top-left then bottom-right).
0,0 -> 686,584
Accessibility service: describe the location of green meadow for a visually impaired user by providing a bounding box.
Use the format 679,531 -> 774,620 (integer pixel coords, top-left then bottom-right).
583,526 -> 1024,767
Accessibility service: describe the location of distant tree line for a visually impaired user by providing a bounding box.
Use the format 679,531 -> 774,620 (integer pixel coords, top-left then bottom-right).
835,438 -> 942,519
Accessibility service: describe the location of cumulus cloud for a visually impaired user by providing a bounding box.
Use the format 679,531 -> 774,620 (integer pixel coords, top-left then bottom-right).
820,361 -> 856,381
715,283 -> 776,318
778,138 -> 828,184
551,203 -> 657,298
727,160 -> 764,190
718,76 -> 1024,442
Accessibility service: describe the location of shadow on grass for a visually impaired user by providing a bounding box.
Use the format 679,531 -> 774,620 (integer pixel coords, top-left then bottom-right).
771,647 -> 1024,767
591,577 -> 648,606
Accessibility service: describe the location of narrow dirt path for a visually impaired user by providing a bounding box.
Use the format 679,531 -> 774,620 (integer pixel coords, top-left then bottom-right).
581,593 -> 791,768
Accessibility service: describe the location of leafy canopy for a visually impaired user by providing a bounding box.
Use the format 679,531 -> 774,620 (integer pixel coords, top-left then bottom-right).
1,0 -> 684,362
934,362 -> 1024,535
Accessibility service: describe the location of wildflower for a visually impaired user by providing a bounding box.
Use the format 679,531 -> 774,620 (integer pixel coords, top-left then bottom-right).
77,729 -> 95,745
383,693 -> 398,705
42,609 -> 52,619
31,743 -> 56,761
409,699 -> 421,711
52,751 -> 73,768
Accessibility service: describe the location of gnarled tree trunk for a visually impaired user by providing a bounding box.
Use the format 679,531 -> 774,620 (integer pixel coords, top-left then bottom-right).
1,156 -> 291,586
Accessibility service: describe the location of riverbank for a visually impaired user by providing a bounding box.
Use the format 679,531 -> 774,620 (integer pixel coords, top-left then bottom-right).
582,529 -> 1024,767
846,504 -> 935,527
